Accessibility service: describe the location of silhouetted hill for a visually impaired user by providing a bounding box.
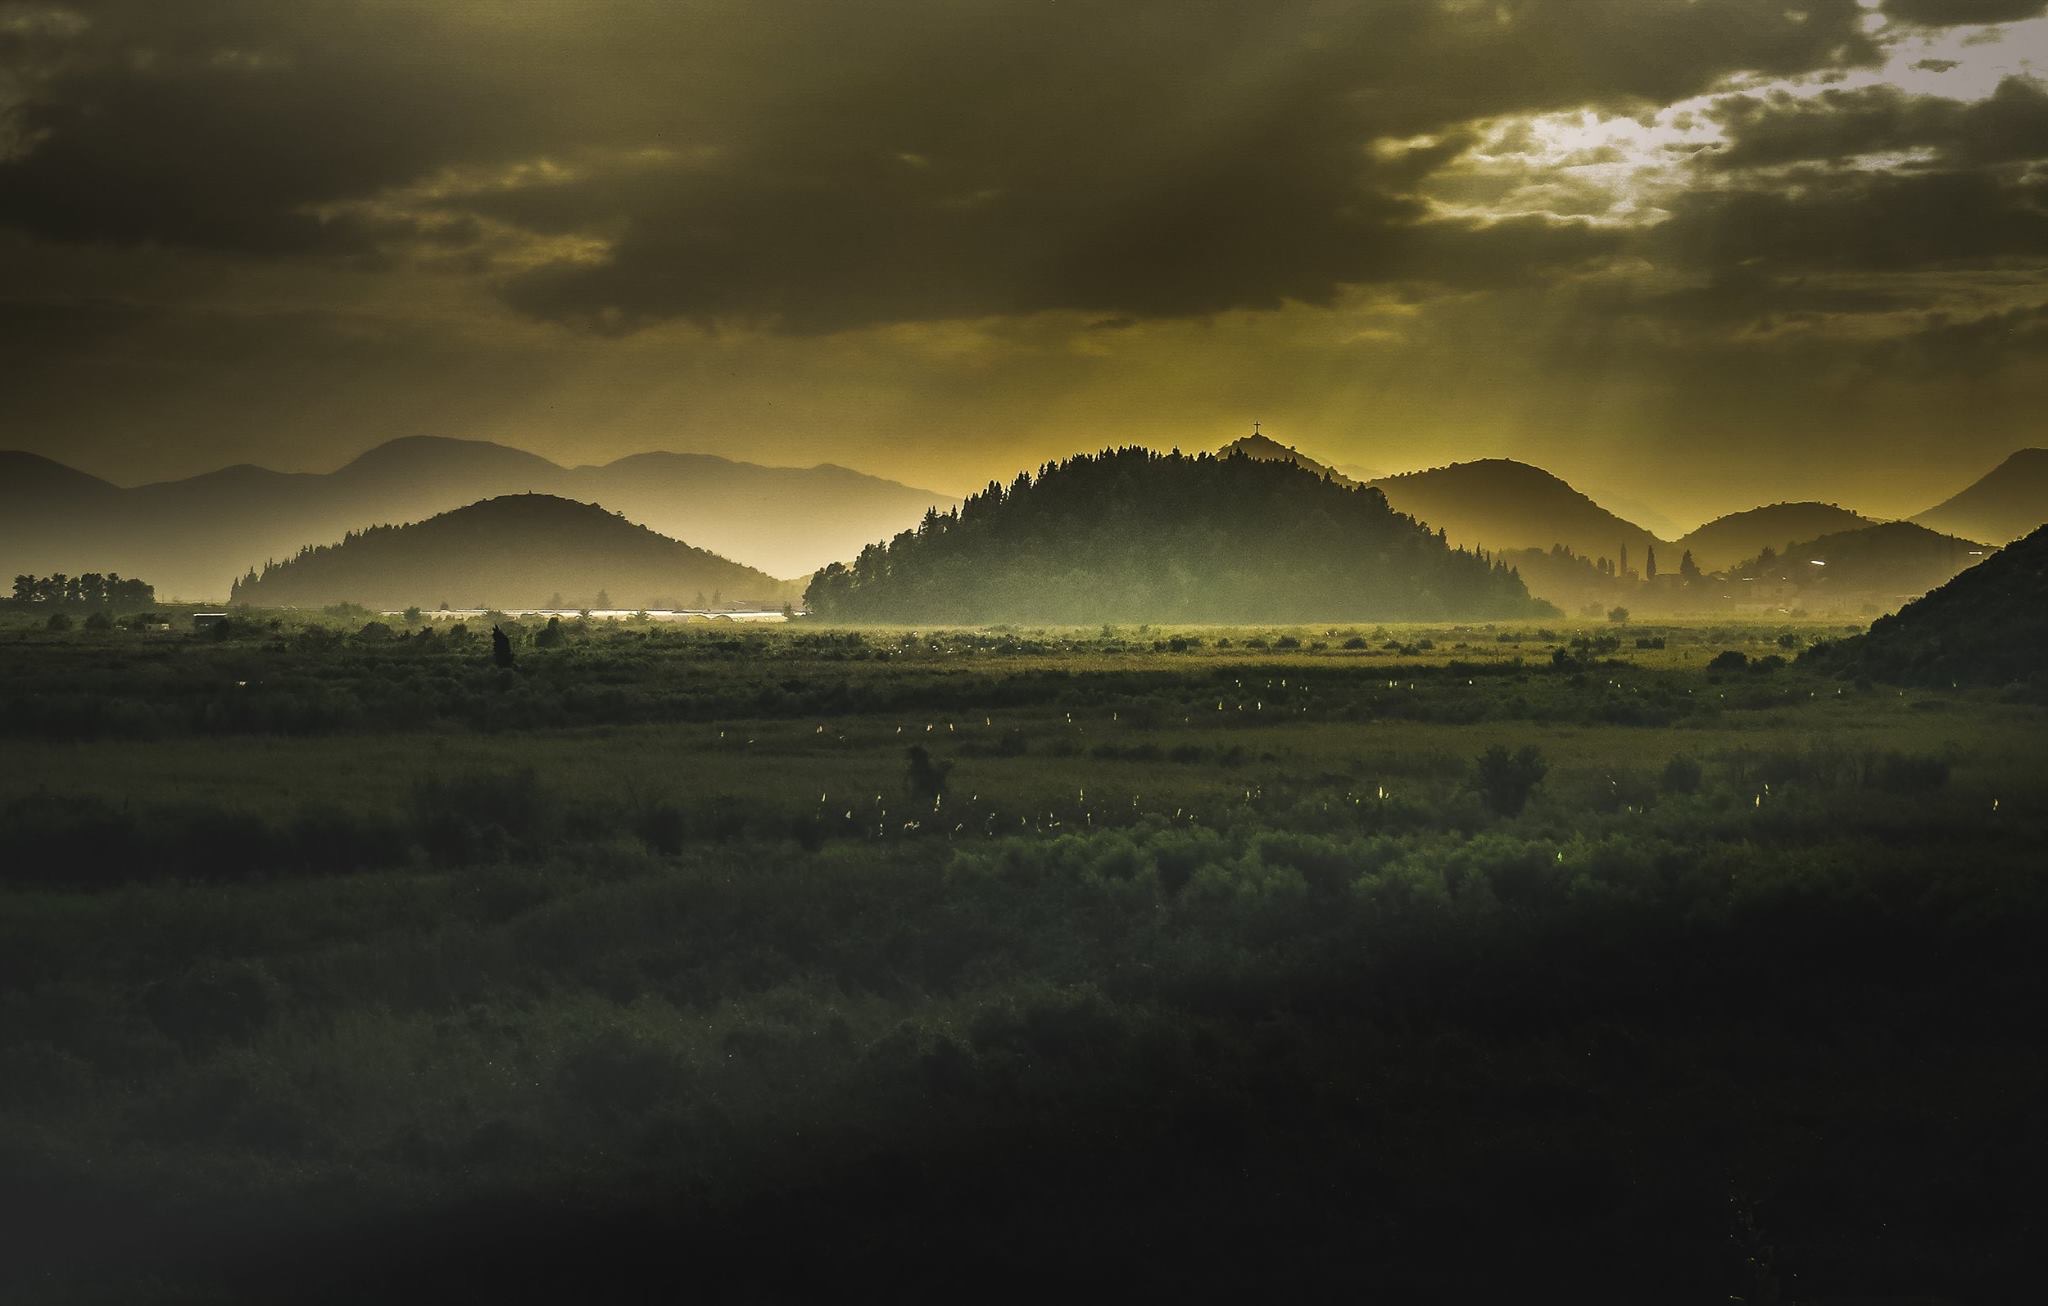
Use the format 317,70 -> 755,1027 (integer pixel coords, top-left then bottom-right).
559,454 -> 955,582
1727,521 -> 1991,607
1217,434 -> 1361,486
0,451 -> 120,502
1676,502 -> 1878,572
1811,524 -> 2048,687
1334,462 -> 1387,483
1367,459 -> 1663,567
230,495 -> 798,611
805,448 -> 1549,623
0,437 -> 955,598
1912,448 -> 2048,545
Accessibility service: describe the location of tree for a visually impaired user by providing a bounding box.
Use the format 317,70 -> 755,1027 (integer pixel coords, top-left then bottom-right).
904,746 -> 952,806
1644,547 -> 1657,580
11,575 -> 32,602
1474,745 -> 1547,816
1678,549 -> 1701,582
492,625 -> 516,668
403,606 -> 423,625
1607,605 -> 1630,624
1619,543 -> 1631,578
594,590 -> 611,610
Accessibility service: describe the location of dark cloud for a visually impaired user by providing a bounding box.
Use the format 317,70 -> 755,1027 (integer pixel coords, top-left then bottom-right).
489,0 -> 1875,331
1709,77 -> 2048,170
1,0 -> 1875,329
1882,0 -> 2048,25
1655,168 -> 2048,273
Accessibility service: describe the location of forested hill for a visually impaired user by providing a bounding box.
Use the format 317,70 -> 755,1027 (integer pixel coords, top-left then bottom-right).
804,448 -> 1551,623
1810,523 -> 2048,688
229,495 -> 798,611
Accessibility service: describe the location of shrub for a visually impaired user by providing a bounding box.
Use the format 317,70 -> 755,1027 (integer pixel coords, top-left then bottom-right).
1868,751 -> 1949,794
1473,745 -> 1548,817
905,745 -> 953,805
1659,754 -> 1704,795
552,1026 -> 691,1123
141,959 -> 280,1046
411,768 -> 557,865
1708,650 -> 1748,672
83,611 -> 113,632
45,612 -> 73,632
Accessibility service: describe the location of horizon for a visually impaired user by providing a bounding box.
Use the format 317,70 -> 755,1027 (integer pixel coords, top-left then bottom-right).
10,427 -> 2040,542
3,2 -> 2046,522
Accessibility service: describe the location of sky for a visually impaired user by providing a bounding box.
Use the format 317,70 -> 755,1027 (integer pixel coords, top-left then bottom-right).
2,0 -> 2045,528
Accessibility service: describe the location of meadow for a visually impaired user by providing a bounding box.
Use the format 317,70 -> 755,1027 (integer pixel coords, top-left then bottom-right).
2,612 -> 2042,1302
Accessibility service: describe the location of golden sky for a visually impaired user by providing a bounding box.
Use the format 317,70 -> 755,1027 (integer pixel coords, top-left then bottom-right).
3,0 -> 2046,527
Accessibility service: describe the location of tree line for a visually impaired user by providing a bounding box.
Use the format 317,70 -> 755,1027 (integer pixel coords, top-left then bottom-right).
10,572 -> 156,607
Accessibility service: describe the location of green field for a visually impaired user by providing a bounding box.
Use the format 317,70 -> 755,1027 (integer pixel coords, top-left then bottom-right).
2,615 -> 2043,1302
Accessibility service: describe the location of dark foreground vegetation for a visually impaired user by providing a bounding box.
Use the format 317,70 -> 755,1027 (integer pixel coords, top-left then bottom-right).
1,612 -> 2043,1303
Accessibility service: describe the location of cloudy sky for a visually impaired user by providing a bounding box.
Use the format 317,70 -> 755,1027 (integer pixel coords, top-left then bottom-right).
3,0 -> 2044,526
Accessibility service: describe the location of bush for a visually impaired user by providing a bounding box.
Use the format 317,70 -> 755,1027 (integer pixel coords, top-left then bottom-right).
46,612 -> 73,632
141,959 -> 281,1046
83,611 -> 113,632
1868,751 -> 1949,794
1659,754 -> 1704,795
905,746 -> 953,805
1473,745 -> 1548,817
1607,607 -> 1630,624
411,769 -> 557,865
1708,650 -> 1748,672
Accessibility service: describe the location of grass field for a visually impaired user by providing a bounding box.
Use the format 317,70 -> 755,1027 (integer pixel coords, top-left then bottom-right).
2,614 -> 2043,1302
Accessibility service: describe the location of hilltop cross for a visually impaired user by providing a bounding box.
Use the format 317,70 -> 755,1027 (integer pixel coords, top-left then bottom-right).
1253,421 -> 1261,436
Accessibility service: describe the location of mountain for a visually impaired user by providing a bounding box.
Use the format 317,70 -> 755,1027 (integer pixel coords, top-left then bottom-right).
229,495 -> 798,611
1727,521 -> 1991,608
0,437 -> 956,599
0,451 -> 121,502
804,447 -> 1550,623
1675,502 -> 1878,572
1811,523 -> 2047,687
1367,459 -> 1662,567
1216,433 -> 1361,486
559,454 -> 955,583
1912,448 -> 2048,545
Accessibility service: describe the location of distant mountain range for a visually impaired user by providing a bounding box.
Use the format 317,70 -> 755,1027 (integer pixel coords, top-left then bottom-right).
8,431 -> 2042,614
1365,459 -> 1662,566
0,436 -> 955,600
806,447 -> 1547,623
1911,449 -> 2048,547
1673,502 -> 1879,573
230,495 -> 799,612
1726,522 -> 1990,601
